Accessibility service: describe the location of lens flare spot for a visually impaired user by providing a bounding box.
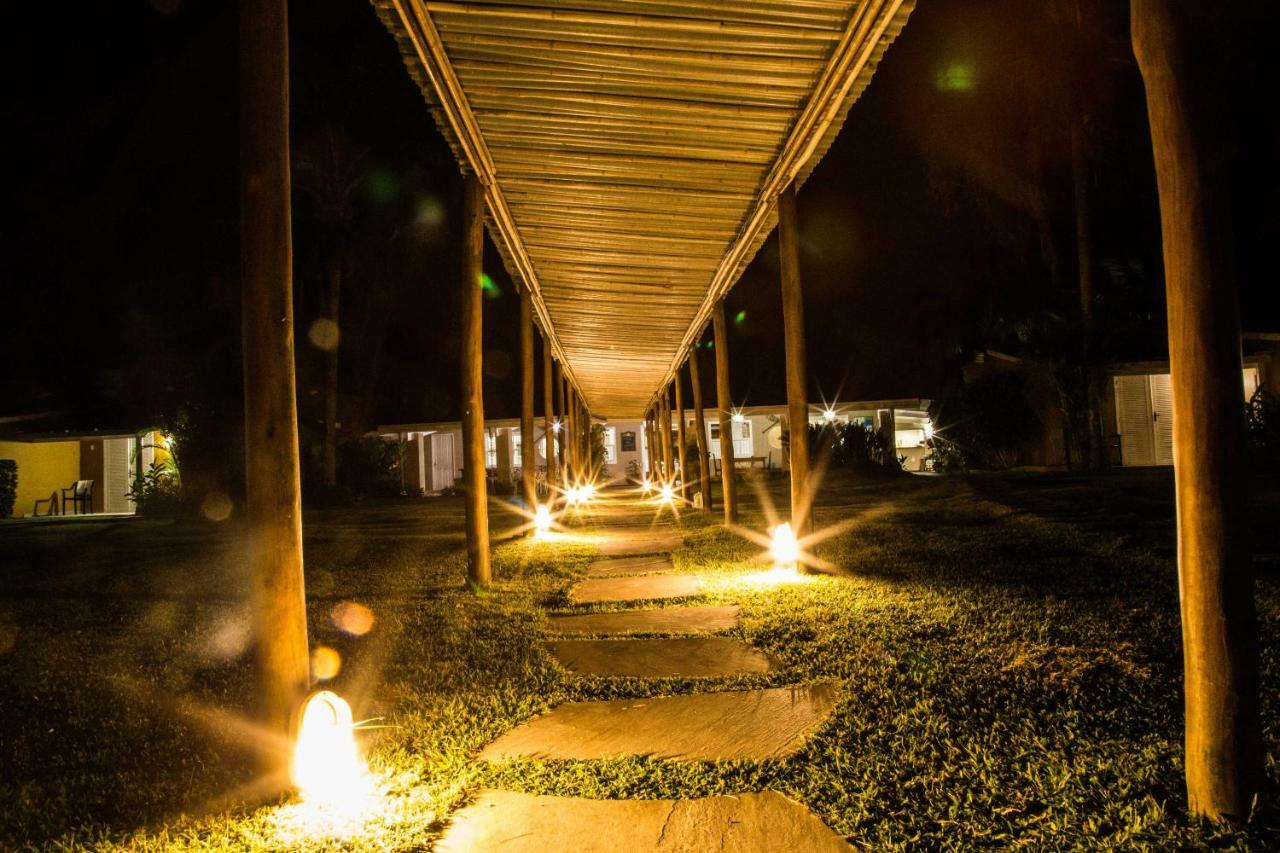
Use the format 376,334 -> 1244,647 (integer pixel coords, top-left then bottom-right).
308,318 -> 340,352
311,646 -> 342,680
200,490 -> 233,522
331,602 -> 375,637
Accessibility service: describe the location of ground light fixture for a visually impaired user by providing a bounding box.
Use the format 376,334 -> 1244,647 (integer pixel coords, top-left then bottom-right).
660,482 -> 675,503
533,504 -> 552,537
641,478 -> 652,494
292,690 -> 370,808
771,522 -> 800,570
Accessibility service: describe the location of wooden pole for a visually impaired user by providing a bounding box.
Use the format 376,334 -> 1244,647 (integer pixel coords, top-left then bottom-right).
565,382 -> 577,481
712,301 -> 738,525
519,288 -> 537,512
644,410 -> 655,482
543,334 -> 555,495
240,0 -> 309,751
660,388 -> 674,480
1133,0 -> 1260,821
778,184 -> 812,540
553,360 -> 564,486
675,375 -> 688,500
689,351 -> 712,510
459,173 -> 491,587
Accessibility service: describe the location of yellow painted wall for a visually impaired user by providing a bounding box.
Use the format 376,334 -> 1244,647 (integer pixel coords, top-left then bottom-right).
0,440 -> 81,517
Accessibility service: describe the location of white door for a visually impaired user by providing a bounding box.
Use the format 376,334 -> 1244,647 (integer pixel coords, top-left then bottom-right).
1114,375 -> 1156,467
1148,373 -> 1175,466
103,438 -> 133,513
430,433 -> 456,492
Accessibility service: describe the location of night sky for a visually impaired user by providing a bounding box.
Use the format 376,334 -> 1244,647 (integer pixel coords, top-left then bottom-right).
3,0 -> 1277,435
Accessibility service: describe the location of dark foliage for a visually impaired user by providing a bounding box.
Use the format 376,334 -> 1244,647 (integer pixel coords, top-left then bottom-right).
0,460 -> 15,519
808,421 -> 897,471
1247,388 -> 1280,471
929,372 -> 1042,469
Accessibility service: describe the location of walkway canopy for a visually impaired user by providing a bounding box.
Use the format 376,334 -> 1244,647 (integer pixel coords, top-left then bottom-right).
375,0 -> 913,417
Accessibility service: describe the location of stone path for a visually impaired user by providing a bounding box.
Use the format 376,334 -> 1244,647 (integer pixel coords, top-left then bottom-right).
437,790 -> 851,852
544,636 -> 779,678
437,489 -> 847,850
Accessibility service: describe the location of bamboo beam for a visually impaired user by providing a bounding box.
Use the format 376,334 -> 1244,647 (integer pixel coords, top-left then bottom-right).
240,0 -> 309,752
553,358 -> 564,485
520,287 -> 537,512
660,387 -> 674,480
675,374 -> 688,500
689,348 -> 712,510
543,332 -> 556,492
778,184 -> 811,541
712,301 -> 737,524
460,174 -> 491,586
1133,0 -> 1260,820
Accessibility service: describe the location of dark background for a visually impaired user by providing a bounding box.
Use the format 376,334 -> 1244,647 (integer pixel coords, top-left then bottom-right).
2,0 -> 1276,437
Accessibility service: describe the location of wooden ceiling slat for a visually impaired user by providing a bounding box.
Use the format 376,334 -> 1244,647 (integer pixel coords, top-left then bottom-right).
452,0 -> 852,30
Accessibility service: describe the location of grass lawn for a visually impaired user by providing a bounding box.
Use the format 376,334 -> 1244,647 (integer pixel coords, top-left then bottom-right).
1,469 -> 1277,849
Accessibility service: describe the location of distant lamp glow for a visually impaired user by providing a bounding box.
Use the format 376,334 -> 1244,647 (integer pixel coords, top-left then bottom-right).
581,483 -> 596,501
552,421 -> 562,434
641,478 -> 652,493
923,420 -> 934,440
292,690 -> 368,806
533,504 -> 552,537
823,408 -> 837,422
771,522 -> 800,569
660,483 -> 675,503
731,412 -> 745,424
565,486 -> 581,506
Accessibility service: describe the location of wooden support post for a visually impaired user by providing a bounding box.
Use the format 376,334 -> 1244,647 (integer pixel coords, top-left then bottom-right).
459,173 -> 490,587
553,360 -> 564,486
566,383 -> 577,481
543,335 -> 555,496
778,184 -> 812,540
520,288 -> 536,512
1133,0 -> 1260,821
712,301 -> 738,525
644,410 -> 655,482
660,388 -> 674,481
675,376 -> 688,500
688,351 -> 712,510
240,0 -> 309,750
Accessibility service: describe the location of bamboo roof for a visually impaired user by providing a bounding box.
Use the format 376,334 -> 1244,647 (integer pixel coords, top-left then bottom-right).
374,0 -> 914,417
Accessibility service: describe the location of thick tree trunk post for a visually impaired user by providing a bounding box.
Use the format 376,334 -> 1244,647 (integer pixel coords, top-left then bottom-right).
543,336 -> 555,496
520,288 -> 536,512
240,0 -> 309,750
1133,0 -> 1261,821
689,353 -> 712,510
675,377 -> 688,499
459,173 -> 491,587
778,184 -> 812,540
712,301 -> 738,525
1072,118 -> 1104,470
645,410 -> 656,482
566,383 -> 577,482
876,409 -> 897,466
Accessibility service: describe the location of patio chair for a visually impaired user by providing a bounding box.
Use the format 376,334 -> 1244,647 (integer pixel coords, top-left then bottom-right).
61,480 -> 94,515
33,491 -> 59,517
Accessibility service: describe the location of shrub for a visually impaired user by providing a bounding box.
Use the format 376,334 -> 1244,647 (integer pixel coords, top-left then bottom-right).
808,422 -> 896,470
1246,388 -> 1280,471
128,461 -> 185,516
929,372 -> 1042,470
335,436 -> 402,500
0,460 -> 16,519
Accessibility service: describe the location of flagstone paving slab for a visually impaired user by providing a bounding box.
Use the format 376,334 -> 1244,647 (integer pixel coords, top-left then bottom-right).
544,605 -> 741,636
597,533 -> 683,556
545,637 -> 780,678
587,555 -> 675,578
436,789 -> 851,852
569,573 -> 699,604
479,683 -> 839,762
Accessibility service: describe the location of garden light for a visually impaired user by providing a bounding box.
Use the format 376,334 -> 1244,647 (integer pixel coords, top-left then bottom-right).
823,408 -> 837,422
923,420 -> 934,440
533,504 -> 552,537
771,522 -> 800,569
660,483 -> 675,503
292,690 -> 369,807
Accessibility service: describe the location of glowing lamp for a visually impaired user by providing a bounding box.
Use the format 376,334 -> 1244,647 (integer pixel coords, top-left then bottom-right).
292,690 -> 367,806
771,522 -> 800,569
660,483 -> 675,503
923,420 -> 934,440
581,483 -> 596,501
731,412 -> 745,424
641,478 -> 652,493
533,504 -> 552,537
564,486 -> 581,505
552,421 -> 562,433
823,408 -> 837,422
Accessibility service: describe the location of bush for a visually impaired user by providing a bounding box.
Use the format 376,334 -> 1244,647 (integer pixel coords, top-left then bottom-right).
128,461 -> 185,516
1246,388 -> 1280,471
0,460 -> 16,519
929,372 -> 1042,470
808,422 -> 896,471
334,436 -> 403,501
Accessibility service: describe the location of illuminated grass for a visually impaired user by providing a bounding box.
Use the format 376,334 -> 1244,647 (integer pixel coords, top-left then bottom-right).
1,474 -> 1277,849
